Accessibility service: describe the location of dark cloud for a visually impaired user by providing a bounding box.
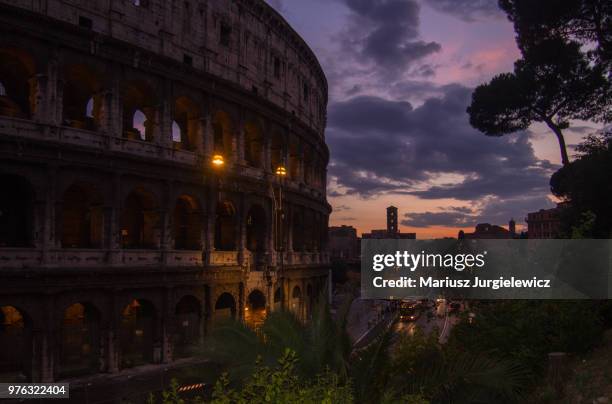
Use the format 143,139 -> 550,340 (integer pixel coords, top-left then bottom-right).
423,0 -> 503,22
334,204 -> 352,212
401,194 -> 555,228
338,0 -> 441,77
326,84 -> 558,208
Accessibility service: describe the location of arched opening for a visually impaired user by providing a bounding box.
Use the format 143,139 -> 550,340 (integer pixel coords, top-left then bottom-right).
62,64 -> 101,130
0,49 -> 35,119
173,96 -> 200,151
270,131 -> 285,172
0,174 -> 34,247
59,303 -> 100,378
246,204 -> 267,254
245,290 -> 266,330
214,201 -> 236,251
120,188 -> 159,249
212,111 -> 233,160
292,211 -> 304,252
244,121 -> 263,168
291,286 -> 301,315
123,81 -> 157,141
214,293 -> 236,320
173,195 -> 202,250
273,287 -> 282,311
174,296 -> 201,358
62,183 -> 104,248
120,299 -> 155,369
0,306 -> 32,382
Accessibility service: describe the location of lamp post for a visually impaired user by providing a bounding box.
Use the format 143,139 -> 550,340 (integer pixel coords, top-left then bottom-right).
209,152 -> 225,265
274,164 -> 287,278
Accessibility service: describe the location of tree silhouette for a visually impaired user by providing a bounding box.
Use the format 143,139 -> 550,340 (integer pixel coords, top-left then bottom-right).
467,38 -> 608,166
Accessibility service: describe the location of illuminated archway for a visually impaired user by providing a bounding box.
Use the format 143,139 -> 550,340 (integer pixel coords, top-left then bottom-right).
0,306 -> 32,382
59,303 -> 100,377
119,299 -> 156,368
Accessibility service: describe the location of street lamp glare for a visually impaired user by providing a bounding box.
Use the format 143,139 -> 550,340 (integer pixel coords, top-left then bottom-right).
275,165 -> 287,176
212,154 -> 225,167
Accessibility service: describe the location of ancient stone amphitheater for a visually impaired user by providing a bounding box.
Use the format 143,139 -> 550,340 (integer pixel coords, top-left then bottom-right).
0,0 -> 330,383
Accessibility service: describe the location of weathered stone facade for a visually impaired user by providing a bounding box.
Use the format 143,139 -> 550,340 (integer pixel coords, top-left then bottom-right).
0,0 -> 330,383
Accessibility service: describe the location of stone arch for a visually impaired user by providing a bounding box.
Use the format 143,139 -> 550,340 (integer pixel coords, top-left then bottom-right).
214,292 -> 236,320
0,305 -> 32,382
244,120 -> 264,168
246,203 -> 267,253
173,195 -> 202,250
0,174 -> 35,247
122,80 -> 157,141
119,299 -> 156,369
214,200 -> 236,251
62,64 -> 102,130
120,187 -> 159,249
174,295 -> 202,358
173,96 -> 200,151
212,110 -> 234,160
273,287 -> 282,310
0,48 -> 35,118
245,289 -> 267,329
61,182 -> 104,248
291,286 -> 301,315
58,302 -> 101,378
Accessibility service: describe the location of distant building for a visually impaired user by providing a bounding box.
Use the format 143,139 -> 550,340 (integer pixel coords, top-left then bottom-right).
458,220 -> 516,239
328,225 -> 360,261
526,204 -> 564,239
362,206 -> 416,239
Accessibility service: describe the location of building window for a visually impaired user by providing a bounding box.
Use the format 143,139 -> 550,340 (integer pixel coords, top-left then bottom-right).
303,82 -> 309,102
220,23 -> 231,47
183,54 -> 193,66
132,0 -> 149,6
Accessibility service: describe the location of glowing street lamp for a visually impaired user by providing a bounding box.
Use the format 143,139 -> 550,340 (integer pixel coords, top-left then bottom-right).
212,153 -> 225,167
275,165 -> 287,177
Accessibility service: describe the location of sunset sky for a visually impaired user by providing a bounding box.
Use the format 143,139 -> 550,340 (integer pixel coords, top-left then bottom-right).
267,0 -> 600,238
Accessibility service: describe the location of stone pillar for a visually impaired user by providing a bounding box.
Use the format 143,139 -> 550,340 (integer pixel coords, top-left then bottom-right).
157,99 -> 173,153
202,114 -> 214,158
263,132 -> 272,173
109,174 -> 123,266
31,57 -> 62,125
160,182 -> 173,264
204,187 -> 217,265
237,111 -> 246,165
237,195 -> 247,267
297,147 -> 305,184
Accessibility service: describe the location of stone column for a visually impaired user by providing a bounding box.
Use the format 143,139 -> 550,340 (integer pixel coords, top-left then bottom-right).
237,196 -> 247,267
263,131 -> 272,173
109,174 -> 123,266
236,111 -> 246,165
31,56 -> 62,125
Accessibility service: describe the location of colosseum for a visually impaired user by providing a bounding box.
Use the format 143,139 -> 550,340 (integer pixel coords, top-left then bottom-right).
0,0 -> 330,384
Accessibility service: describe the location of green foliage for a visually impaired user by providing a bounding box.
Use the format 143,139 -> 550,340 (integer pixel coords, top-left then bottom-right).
210,349 -> 353,404
550,131 -> 612,237
448,301 -> 605,376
